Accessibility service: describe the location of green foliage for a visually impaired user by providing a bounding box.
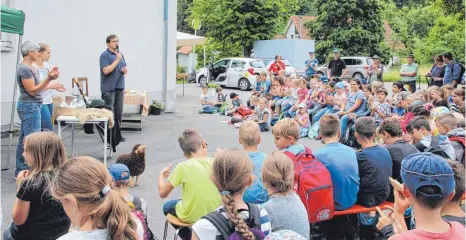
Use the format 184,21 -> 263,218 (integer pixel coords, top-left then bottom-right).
176,65 -> 186,74
412,14 -> 465,64
307,0 -> 389,62
193,38 -> 243,69
189,0 -> 298,57
178,0 -> 194,33
151,100 -> 165,109
207,82 -> 217,88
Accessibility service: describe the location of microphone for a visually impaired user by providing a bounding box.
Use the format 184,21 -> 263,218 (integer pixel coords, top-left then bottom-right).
116,45 -> 119,52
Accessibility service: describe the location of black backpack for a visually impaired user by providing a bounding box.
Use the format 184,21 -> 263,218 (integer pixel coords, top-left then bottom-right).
451,63 -> 465,82
424,136 -> 450,159
202,203 -> 265,240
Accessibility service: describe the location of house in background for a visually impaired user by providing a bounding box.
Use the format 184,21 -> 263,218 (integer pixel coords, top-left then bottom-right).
177,46 -> 197,74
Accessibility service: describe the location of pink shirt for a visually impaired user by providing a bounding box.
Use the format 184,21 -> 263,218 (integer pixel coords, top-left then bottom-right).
333,92 -> 347,110
389,221 -> 465,240
297,88 -> 308,102
297,112 -> 310,128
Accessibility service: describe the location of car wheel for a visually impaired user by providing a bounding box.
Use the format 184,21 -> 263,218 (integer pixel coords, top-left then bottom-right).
238,78 -> 250,91
199,76 -> 207,87
353,72 -> 364,81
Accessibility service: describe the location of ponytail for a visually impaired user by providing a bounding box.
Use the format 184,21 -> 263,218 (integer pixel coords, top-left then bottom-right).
222,192 -> 255,240
51,156 -> 138,240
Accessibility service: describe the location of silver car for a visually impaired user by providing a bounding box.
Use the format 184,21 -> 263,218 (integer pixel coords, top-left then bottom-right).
316,56 -> 374,80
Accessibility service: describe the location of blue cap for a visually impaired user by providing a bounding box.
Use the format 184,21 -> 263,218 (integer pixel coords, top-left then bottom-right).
401,152 -> 455,199
333,48 -> 340,53
108,163 -> 130,181
335,82 -> 345,89
320,76 -> 329,82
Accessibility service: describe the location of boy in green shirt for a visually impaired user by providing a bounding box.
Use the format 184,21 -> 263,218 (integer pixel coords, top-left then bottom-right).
158,129 -> 221,239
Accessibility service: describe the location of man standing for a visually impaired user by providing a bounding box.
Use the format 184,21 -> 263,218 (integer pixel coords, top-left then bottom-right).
268,55 -> 285,76
100,34 -> 127,151
443,52 -> 462,88
399,54 -> 418,93
304,51 -> 318,80
328,49 -> 347,81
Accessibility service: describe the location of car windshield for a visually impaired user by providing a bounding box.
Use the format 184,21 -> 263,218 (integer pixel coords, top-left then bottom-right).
367,58 -> 373,65
250,60 -> 266,68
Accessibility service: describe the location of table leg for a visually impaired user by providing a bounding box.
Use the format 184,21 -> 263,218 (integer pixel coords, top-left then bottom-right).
57,120 -> 62,138
71,124 -> 75,157
104,121 -> 108,166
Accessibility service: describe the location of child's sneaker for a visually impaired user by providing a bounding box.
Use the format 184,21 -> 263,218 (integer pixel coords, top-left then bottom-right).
199,109 -> 204,114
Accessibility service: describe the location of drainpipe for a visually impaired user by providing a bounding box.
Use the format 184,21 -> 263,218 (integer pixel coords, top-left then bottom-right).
299,16 -> 303,39
162,0 -> 168,105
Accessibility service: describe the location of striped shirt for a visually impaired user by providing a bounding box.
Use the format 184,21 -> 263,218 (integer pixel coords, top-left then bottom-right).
192,205 -> 271,240
399,63 -> 418,82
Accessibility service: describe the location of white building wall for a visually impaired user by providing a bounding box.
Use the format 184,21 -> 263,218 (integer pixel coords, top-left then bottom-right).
177,53 -> 197,73
285,22 -> 296,39
1,0 -> 177,127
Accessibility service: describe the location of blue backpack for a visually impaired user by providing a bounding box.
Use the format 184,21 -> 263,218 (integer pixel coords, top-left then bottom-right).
202,203 -> 265,240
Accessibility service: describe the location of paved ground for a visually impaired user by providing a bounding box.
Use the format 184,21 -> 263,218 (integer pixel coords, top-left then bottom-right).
0,81 -> 426,237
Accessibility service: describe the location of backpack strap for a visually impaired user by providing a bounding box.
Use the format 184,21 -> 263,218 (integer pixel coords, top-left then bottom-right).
284,146 -> 314,163
449,136 -> 466,147
430,136 -> 440,149
133,197 -> 142,211
247,203 -> 261,229
202,211 -> 232,239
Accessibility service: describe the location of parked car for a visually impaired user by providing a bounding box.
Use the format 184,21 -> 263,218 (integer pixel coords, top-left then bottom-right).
195,58 -> 267,91
261,58 -> 296,78
316,56 -> 374,80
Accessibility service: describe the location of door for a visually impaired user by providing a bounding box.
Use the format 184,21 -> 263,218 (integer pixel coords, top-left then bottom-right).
227,60 -> 246,87
212,59 -> 231,81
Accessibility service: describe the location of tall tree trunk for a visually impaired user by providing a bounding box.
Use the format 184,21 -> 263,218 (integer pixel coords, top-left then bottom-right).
243,44 -> 252,58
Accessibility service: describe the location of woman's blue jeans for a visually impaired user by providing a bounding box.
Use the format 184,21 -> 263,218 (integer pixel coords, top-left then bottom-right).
340,114 -> 352,138
15,101 -> 41,177
314,106 -> 334,123
40,103 -> 53,131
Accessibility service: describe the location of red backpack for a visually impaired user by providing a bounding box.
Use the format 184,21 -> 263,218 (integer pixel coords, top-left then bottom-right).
449,136 -> 465,158
283,147 -> 335,223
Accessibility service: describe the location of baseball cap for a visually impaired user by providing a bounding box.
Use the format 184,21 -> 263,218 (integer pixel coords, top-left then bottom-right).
401,152 -> 455,198
333,48 -> 340,53
298,103 -> 306,109
335,82 -> 345,89
320,76 -> 329,82
309,51 -> 314,54
108,163 -> 130,181
394,91 -> 409,104
372,55 -> 380,59
407,54 -> 414,58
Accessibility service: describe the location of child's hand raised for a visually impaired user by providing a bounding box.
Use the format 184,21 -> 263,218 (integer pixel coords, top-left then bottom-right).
375,206 -> 393,231
160,164 -> 172,178
389,177 -> 411,215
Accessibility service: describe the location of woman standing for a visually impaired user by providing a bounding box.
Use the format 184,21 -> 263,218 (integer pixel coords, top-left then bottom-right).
34,43 -> 65,131
426,55 -> 446,87
367,55 -> 383,83
15,41 -> 59,178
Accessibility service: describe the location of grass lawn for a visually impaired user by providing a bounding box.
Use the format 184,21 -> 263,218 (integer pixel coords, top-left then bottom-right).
383,65 -> 431,82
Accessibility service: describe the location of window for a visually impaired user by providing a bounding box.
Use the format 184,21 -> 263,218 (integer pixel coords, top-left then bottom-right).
213,59 -> 231,69
1,32 -> 13,52
231,60 -> 246,69
249,60 -> 266,68
354,59 -> 363,65
343,59 -> 354,66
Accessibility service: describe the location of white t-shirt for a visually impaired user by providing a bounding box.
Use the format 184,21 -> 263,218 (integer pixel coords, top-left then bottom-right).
33,62 -> 54,105
200,93 -> 210,105
58,216 -> 144,240
192,205 -> 271,240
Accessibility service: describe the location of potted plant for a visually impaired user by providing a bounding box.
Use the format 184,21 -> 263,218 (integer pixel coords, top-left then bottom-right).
149,100 -> 166,115
208,82 -> 217,96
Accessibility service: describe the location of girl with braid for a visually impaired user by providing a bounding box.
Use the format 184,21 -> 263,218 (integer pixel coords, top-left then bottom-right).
262,151 -> 310,239
192,149 -> 272,240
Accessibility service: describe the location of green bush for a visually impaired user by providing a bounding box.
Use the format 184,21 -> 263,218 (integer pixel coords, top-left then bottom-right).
383,65 -> 431,82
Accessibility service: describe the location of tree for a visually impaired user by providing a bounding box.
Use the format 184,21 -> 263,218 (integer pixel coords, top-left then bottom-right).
177,0 -> 194,33
189,0 -> 298,57
306,0 -> 389,62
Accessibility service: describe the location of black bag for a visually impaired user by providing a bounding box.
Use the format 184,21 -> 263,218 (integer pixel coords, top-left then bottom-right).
424,136 -> 450,159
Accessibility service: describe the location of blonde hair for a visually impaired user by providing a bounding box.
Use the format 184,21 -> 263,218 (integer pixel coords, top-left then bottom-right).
239,121 -> 260,147
178,129 -> 204,157
262,151 -> 294,193
51,156 -> 138,240
427,86 -> 444,102
22,132 -> 67,193
442,84 -> 454,101
298,78 -> 307,86
212,149 -> 255,240
272,118 -> 300,140
250,96 -> 259,105
258,97 -> 267,105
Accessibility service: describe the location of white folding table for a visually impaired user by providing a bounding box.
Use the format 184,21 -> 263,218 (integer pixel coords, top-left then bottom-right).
56,115 -> 112,166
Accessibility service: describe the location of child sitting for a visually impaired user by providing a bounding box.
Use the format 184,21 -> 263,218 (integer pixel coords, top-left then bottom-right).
3,132 -> 70,240
225,92 -> 245,116
269,77 -> 285,118
199,86 -> 218,114
51,156 -> 142,240
407,116 -> 456,160
295,103 -> 310,138
158,129 -> 221,239
239,121 -> 269,204
191,149 -> 271,239
254,98 -> 271,132
354,117 -> 392,239
215,86 -> 229,114
272,118 -> 306,156
370,87 -> 392,126
262,151 -> 310,238
386,153 -> 465,239
436,113 -> 465,164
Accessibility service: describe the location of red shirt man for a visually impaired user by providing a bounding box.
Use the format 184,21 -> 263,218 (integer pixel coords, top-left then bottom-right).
268,55 -> 286,75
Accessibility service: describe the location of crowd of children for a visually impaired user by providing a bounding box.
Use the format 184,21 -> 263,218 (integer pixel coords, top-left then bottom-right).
3,68 -> 466,239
